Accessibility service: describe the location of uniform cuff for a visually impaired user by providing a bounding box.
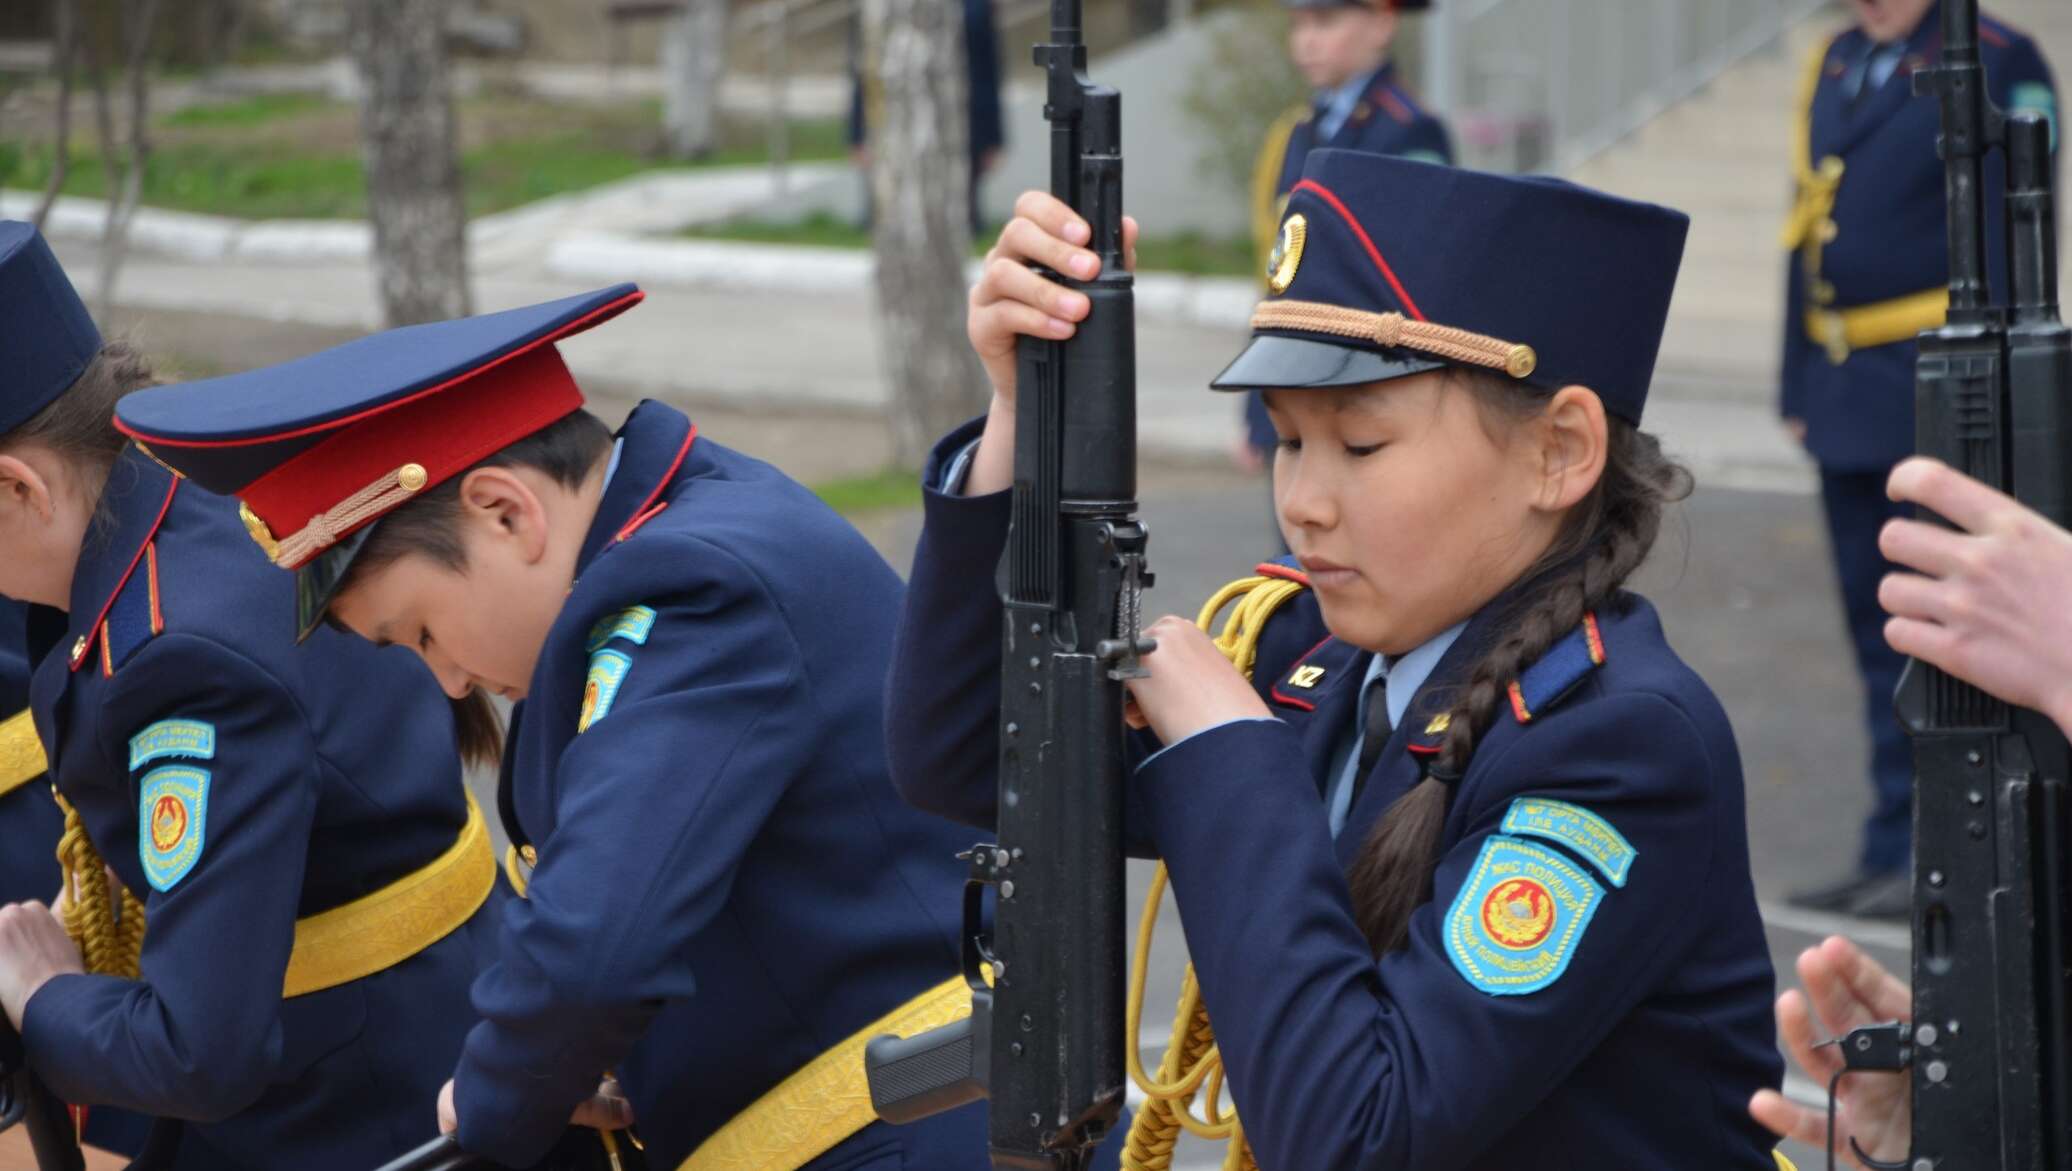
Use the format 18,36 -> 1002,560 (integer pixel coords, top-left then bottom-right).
1136,717 -> 1317,861
1136,717 -> 1284,772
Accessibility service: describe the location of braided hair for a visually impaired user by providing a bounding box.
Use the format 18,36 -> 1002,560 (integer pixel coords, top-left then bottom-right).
1343,369 -> 1691,955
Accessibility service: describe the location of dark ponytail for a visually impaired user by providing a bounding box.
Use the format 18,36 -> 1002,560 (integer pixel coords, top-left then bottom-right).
1343,370 -> 1692,955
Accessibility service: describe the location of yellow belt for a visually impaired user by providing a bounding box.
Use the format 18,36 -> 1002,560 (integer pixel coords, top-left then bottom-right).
0,709 -> 48,800
281,793 -> 495,999
677,976 -> 974,1171
1804,287 -> 1949,365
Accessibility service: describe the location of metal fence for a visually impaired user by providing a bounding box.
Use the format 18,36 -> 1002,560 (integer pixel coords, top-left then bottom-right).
1421,0 -> 1832,173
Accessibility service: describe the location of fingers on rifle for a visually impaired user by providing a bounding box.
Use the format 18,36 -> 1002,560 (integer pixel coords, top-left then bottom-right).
1887,456 -> 2014,533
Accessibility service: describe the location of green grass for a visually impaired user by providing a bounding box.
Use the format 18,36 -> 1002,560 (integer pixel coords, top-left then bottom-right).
2,93 -> 849,221
810,467 -> 922,516
160,92 -> 331,128
684,212 -> 1259,278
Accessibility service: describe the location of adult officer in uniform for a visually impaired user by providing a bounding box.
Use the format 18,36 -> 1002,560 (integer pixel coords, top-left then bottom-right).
1779,0 -> 2055,919
1238,0 -> 1454,478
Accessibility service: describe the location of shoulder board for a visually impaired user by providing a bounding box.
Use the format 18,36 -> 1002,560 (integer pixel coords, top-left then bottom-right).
1507,612 -> 1607,725
1376,85 -> 1418,126
98,541 -> 167,677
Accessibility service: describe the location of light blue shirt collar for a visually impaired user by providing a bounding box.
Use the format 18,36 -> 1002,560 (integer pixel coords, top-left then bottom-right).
1314,65 -> 1381,142
601,436 -> 626,493
1326,619 -> 1468,837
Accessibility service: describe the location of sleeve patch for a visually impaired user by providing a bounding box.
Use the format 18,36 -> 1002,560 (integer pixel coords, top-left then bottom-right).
587,605 -> 658,653
1445,836 -> 1604,997
578,649 -> 634,733
138,765 -> 210,892
129,719 -> 217,771
1500,798 -> 1637,887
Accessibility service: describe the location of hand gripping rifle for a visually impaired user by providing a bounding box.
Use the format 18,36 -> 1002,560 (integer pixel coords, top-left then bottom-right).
0,1017 -> 84,1171
1833,2 -> 2072,1168
861,2 -> 1145,1167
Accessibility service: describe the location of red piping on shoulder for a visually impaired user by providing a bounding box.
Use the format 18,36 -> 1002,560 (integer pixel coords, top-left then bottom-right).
1269,633 -> 1335,711
1254,562 -> 1310,586
72,479 -> 180,673
614,424 -> 698,543
1376,88 -> 1414,125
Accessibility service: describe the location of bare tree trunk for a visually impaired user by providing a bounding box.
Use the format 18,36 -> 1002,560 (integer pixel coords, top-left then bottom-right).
95,0 -> 164,315
661,0 -> 727,159
349,0 -> 471,326
33,0 -> 82,232
861,0 -> 986,468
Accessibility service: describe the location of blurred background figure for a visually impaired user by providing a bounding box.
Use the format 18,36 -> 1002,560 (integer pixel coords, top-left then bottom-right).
1776,0 -> 2056,921
848,0 -> 1003,233
1234,0 -> 1452,484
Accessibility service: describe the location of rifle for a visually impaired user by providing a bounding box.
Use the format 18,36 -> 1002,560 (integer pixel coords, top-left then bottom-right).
1837,1 -> 2072,1168
862,1 -> 1143,1166
0,1017 -> 84,1171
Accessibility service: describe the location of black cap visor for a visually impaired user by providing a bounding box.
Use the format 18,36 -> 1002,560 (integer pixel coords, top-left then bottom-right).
293,525 -> 376,643
1209,333 -> 1447,392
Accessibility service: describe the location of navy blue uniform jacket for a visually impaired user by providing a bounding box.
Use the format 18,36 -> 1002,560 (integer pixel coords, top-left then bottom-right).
19,448 -> 499,1171
884,422 -> 1783,1170
451,401 -> 986,1170
1781,7 -> 2055,471
0,598 -> 62,908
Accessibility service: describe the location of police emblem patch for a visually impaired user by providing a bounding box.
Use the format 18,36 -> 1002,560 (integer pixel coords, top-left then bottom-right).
578,648 -> 634,733
587,605 -> 658,653
138,765 -> 210,892
1499,797 -> 1636,887
129,718 -> 216,771
2012,83 -> 2059,148
1445,835 -> 1604,996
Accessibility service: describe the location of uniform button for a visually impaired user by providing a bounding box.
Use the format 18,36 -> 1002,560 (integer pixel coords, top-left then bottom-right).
1819,219 -> 1839,243
70,635 -> 88,662
520,845 -> 538,866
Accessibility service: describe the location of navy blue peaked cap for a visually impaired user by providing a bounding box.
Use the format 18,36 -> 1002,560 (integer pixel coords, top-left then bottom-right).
1214,150 -> 1689,424
0,221 -> 103,435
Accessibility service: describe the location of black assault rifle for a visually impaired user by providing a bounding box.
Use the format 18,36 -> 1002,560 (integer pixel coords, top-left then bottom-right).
1830,1 -> 2072,1168
861,1 -> 1143,1167
0,1017 -> 85,1171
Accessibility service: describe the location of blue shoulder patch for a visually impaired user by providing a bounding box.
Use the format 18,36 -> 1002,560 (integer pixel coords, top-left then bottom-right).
139,764 -> 210,892
1445,835 -> 1605,996
578,648 -> 635,733
2011,82 -> 2058,149
587,605 -> 658,653
1507,613 -> 1606,724
129,719 -> 217,771
1500,797 -> 1636,887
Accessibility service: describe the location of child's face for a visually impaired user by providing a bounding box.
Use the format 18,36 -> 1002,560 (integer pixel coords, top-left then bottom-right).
1845,0 -> 1933,43
1288,4 -> 1399,92
1267,373 -> 1564,656
327,468 -> 577,702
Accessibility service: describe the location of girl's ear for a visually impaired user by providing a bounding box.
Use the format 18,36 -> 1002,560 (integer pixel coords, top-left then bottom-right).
0,453 -> 58,526
1535,386 -> 1609,514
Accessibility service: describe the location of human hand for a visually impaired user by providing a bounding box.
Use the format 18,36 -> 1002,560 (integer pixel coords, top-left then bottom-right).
1748,935 -> 1911,1167
0,901 -> 83,1028
1880,456 -> 2072,738
1121,617 -> 1270,745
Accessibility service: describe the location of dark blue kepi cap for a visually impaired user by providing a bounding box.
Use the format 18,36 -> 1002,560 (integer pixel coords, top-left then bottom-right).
1215,150 -> 1689,425
0,221 -> 103,435
115,284 -> 644,638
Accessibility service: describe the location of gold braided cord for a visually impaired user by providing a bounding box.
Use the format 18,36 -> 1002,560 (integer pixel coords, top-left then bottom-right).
272,463 -> 427,568
1250,107 -> 1307,283
1249,300 -> 1538,380
1780,42 -> 1843,257
53,791 -> 146,981
1121,572 -> 1306,1171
